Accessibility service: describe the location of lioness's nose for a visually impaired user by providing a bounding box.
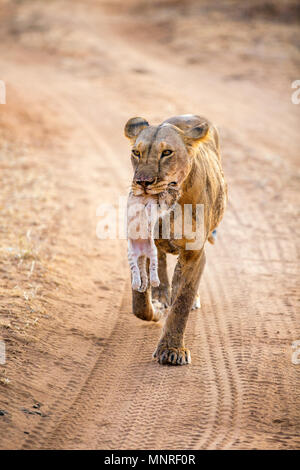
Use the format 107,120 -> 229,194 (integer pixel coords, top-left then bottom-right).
135,178 -> 156,187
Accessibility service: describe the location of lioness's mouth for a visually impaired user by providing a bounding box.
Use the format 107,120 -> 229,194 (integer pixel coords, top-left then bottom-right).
147,182 -> 179,196
131,180 -> 179,197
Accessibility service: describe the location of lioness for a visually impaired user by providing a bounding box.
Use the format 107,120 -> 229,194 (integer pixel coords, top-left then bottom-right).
124,114 -> 227,365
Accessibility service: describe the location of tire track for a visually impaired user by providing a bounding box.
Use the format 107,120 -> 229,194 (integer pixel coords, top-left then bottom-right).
1,15 -> 299,448
205,262 -> 242,449
220,164 -> 299,448
2,61 -> 130,450
42,280 -> 133,449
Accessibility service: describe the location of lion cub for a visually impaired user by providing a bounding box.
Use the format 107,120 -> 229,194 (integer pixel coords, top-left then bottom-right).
127,193 -> 160,293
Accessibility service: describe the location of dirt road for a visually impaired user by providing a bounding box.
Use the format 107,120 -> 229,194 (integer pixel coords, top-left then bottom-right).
0,0 -> 299,449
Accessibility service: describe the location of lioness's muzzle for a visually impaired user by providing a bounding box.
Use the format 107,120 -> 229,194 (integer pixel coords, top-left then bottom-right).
134,177 -> 157,188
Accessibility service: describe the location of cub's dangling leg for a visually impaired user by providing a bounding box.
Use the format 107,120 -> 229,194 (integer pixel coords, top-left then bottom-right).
137,255 -> 148,293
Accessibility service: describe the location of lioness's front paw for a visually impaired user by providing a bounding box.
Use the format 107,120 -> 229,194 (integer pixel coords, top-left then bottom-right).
153,346 -> 191,365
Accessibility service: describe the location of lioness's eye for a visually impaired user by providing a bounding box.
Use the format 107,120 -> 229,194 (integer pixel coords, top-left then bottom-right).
161,149 -> 173,157
132,149 -> 140,157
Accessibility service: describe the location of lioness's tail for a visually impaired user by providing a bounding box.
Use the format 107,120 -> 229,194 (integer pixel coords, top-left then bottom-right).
208,229 -> 217,245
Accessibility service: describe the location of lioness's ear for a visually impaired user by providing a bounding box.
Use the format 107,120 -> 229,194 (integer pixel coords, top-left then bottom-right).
184,122 -> 209,146
124,117 -> 149,141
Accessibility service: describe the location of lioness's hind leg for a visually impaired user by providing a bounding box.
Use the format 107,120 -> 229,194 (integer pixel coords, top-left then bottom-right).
191,292 -> 201,310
